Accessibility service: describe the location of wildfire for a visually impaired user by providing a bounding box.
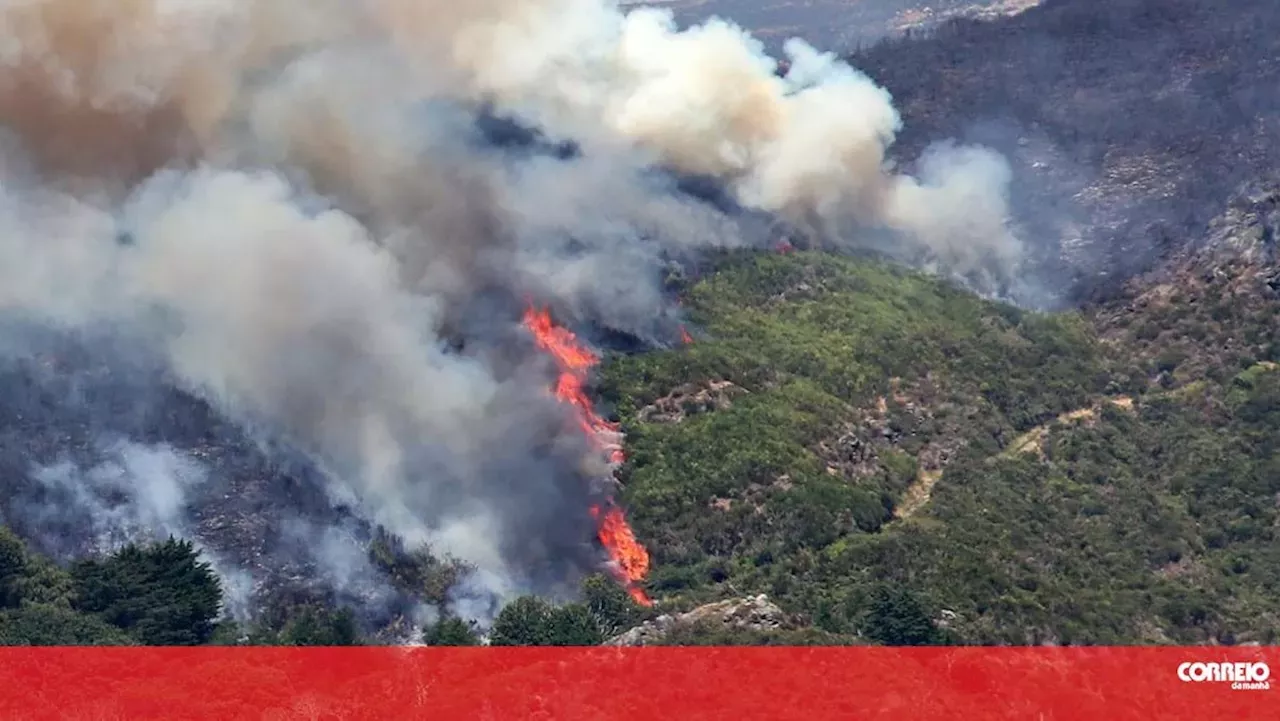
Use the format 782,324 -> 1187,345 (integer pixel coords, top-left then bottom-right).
522,305 -> 652,606
591,504 -> 652,606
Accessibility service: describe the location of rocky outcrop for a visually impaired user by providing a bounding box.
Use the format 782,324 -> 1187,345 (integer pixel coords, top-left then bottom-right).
637,380 -> 747,424
605,594 -> 789,646
1103,180 -> 1280,306
1198,180 -> 1280,268
1090,181 -> 1280,393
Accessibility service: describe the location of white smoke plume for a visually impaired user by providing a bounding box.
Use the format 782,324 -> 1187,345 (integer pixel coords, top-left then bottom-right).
24,439 -> 256,621
0,0 -> 1023,620
27,440 -> 205,551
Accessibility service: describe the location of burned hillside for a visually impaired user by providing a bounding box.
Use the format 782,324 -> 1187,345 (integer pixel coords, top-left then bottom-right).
850,0 -> 1280,304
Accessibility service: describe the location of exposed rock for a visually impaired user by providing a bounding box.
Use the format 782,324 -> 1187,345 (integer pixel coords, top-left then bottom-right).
1122,180 -> 1280,287
708,497 -> 734,512
892,0 -> 1042,34
638,380 -> 747,423
1088,180 -> 1280,393
1199,180 -> 1280,266
605,594 -> 790,646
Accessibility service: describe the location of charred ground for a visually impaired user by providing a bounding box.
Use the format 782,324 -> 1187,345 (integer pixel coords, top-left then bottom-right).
849,0 -> 1280,305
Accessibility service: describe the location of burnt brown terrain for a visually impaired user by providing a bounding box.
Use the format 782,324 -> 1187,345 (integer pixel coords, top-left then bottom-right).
848,0 -> 1280,304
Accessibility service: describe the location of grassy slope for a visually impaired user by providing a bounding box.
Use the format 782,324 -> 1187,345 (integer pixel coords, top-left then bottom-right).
602,251 -> 1280,644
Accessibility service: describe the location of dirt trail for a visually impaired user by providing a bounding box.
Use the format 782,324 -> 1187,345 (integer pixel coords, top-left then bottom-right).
893,469 -> 943,520
1004,396 -> 1134,459
891,395 -> 1135,521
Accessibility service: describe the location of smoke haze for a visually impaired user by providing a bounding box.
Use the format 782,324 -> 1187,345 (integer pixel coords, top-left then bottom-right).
0,0 -> 1023,623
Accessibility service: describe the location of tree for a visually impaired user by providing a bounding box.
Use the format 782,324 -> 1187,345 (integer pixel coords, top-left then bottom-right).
277,606 -> 359,646
0,527 -> 27,609
71,538 -> 222,645
0,604 -> 136,646
489,596 -> 605,646
542,603 -> 604,646
489,596 -> 555,646
862,585 -> 941,646
423,616 -> 480,646
0,526 -> 77,610
581,574 -> 646,638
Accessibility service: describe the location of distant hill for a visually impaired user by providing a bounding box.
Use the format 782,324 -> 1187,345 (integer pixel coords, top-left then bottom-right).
847,0 -> 1280,304
623,0 -> 1280,309
623,0 -> 1043,50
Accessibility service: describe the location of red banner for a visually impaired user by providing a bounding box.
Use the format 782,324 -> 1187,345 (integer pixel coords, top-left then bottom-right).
1,647 -> 1275,719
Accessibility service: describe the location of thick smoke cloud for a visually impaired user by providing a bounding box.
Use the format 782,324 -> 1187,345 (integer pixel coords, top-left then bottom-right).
0,0 -> 1024,622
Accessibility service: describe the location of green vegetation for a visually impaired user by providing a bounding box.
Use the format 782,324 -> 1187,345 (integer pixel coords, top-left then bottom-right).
70,539 -> 222,645
489,597 -> 602,646
0,531 -> 376,647
600,250 -> 1280,645
487,575 -> 653,646
0,524 -> 649,646
650,622 -> 855,646
0,531 -> 215,645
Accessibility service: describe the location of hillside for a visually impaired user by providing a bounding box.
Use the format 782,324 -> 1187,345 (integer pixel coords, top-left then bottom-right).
2,185 -> 1275,650
591,183 -> 1280,645
2,0 -> 1279,650
631,0 -> 1280,308
848,0 -> 1280,304
626,0 -> 1042,50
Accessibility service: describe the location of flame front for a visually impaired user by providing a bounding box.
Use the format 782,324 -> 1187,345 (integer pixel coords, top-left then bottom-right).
591,504 -> 652,606
522,306 -> 651,605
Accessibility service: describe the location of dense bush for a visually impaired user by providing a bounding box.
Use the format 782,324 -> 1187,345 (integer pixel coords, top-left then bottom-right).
0,534 -> 223,645
489,596 -> 603,646
0,604 -> 136,646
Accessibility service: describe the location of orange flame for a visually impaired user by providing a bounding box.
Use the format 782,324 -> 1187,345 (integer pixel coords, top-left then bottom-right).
679,324 -> 694,346
522,306 -> 652,606
591,504 -> 652,606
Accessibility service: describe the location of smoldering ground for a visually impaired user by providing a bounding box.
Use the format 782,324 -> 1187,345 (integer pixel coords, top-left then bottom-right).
0,0 -> 1029,626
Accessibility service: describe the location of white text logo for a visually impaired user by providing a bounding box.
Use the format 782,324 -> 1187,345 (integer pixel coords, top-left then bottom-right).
1177,661 -> 1271,691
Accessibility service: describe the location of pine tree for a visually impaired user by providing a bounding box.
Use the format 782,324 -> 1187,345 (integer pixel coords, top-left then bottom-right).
71,537 -> 222,645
